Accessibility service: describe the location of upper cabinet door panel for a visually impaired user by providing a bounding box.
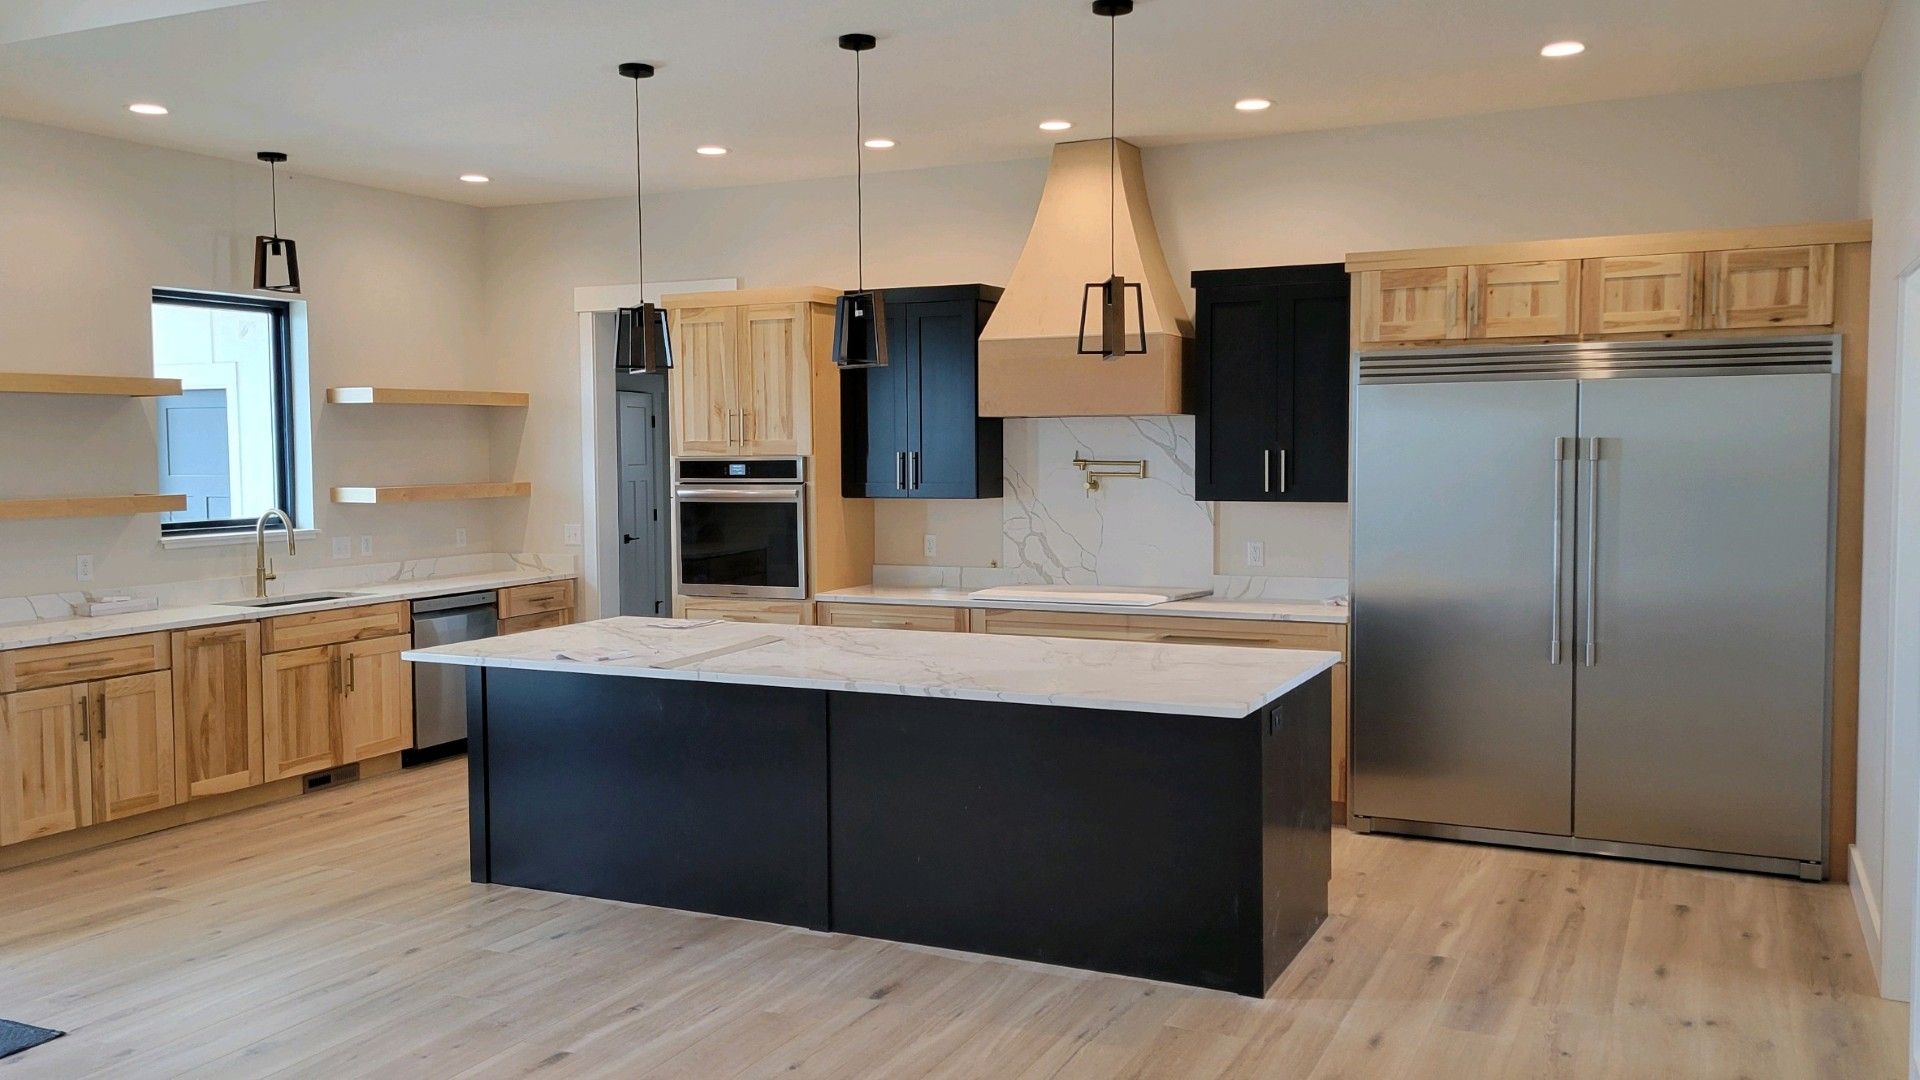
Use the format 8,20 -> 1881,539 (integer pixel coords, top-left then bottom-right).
1357,267 -> 1468,343
671,306 -> 739,456
736,304 -> 811,456
0,685 -> 91,844
1469,260 -> 1580,339
905,300 -> 988,498
1706,245 -> 1834,329
1195,287 -> 1284,501
1581,253 -> 1702,334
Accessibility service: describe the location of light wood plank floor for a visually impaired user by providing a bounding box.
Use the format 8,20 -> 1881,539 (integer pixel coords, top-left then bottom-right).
0,759 -> 1905,1078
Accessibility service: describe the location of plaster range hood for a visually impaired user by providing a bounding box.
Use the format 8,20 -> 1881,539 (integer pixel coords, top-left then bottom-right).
978,139 -> 1192,417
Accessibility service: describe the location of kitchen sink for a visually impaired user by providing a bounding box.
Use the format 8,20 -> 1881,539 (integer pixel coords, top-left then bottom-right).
217,591 -> 369,609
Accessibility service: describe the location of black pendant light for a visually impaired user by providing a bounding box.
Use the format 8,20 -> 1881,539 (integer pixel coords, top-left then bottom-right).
832,32 -> 888,369
616,61 -> 673,373
252,151 -> 301,293
1077,0 -> 1146,361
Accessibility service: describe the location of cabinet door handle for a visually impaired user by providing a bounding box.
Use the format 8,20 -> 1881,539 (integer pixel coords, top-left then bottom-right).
1262,450 -> 1272,494
346,654 -> 356,694
909,451 -> 920,490
739,409 -> 751,445
896,451 -> 907,491
1277,450 -> 1289,494
77,694 -> 89,743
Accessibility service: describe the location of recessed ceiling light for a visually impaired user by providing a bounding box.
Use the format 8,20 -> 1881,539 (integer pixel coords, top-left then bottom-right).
1038,119 -> 1073,132
459,174 -> 491,184
1234,98 -> 1272,112
1540,40 -> 1586,57
863,137 -> 896,149
128,103 -> 169,116
695,145 -> 729,156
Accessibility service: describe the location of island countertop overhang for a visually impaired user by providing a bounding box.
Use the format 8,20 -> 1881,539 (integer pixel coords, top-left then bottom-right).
405,616 -> 1340,719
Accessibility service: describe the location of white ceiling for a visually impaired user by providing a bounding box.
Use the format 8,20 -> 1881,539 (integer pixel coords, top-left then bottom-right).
0,0 -> 1888,207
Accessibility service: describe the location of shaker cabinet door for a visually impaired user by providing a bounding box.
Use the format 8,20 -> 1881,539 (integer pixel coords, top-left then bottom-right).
92,671 -> 178,823
1705,245 -> 1834,329
735,304 -> 811,456
172,623 -> 264,799
0,685 -> 91,845
340,635 -> 413,763
670,305 -> 739,456
261,645 -> 340,781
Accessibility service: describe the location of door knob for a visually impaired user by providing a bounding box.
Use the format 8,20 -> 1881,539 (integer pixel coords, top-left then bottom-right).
622,534 -> 640,545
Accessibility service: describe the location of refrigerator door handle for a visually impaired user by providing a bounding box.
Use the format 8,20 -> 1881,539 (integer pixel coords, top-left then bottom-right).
1551,436 -> 1568,664
1584,436 -> 1602,667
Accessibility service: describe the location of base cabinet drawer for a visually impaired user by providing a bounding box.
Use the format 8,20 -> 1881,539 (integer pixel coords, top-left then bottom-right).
499,609 -> 570,635
500,580 -> 576,620
675,597 -> 813,625
969,608 -> 1144,641
1,632 -> 169,693
816,603 -> 969,633
263,603 -> 409,653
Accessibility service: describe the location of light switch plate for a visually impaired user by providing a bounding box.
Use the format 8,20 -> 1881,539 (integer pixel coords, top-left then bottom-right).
923,534 -> 937,558
564,524 -> 584,546
359,535 -> 373,556
75,554 -> 94,582
455,527 -> 469,547
331,537 -> 352,560
1245,540 -> 1265,568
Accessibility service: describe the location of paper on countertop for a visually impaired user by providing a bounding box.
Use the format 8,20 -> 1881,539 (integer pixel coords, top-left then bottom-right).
555,646 -> 636,663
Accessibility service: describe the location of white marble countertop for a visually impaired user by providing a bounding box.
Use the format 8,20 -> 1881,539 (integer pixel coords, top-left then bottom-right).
815,584 -> 1350,624
406,616 -> 1341,718
0,568 -> 573,652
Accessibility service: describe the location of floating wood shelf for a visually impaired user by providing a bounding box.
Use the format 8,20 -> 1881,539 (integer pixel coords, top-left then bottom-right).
330,482 -> 532,505
325,387 -> 530,408
0,372 -> 183,397
0,494 -> 187,521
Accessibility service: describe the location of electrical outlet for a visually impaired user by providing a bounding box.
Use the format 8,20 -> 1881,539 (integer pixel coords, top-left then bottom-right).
359,535 -> 373,556
75,554 -> 94,582
1245,540 -> 1265,569
564,523 -> 584,546
923,534 -> 938,558
455,527 -> 469,548
331,537 -> 352,560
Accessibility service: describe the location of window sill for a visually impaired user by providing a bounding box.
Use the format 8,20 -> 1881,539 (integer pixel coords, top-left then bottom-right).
159,528 -> 321,551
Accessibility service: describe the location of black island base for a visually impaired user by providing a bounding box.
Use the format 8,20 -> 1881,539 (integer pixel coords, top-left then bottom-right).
465,667 -> 1332,997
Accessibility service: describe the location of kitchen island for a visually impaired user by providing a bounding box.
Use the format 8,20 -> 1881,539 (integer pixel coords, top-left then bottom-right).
407,617 -> 1339,996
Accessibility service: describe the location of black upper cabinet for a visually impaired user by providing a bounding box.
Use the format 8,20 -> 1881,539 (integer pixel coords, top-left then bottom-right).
842,285 -> 1004,499
1191,264 -> 1350,503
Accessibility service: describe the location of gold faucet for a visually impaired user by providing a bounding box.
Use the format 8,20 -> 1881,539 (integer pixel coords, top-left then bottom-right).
254,508 -> 295,597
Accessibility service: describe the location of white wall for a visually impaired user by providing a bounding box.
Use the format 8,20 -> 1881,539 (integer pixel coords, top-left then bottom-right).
483,77 -> 1864,581
0,116 -> 501,597
1855,0 -> 1920,1024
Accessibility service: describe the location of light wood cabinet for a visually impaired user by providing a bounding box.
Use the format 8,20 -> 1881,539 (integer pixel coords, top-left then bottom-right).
1469,260 -> 1580,338
499,610 -> 570,635
262,645 -> 341,781
91,671 -> 177,823
816,602 -> 970,633
971,607 -> 1144,641
1356,267 -> 1467,343
671,304 -> 739,455
499,581 -> 574,620
1705,244 -> 1834,329
668,298 -> 818,457
341,636 -> 412,763
0,685 -> 91,845
1581,253 -> 1702,334
171,623 -> 263,799
0,632 -> 168,693
262,602 -> 408,653
675,596 -> 813,625
261,633 -> 413,781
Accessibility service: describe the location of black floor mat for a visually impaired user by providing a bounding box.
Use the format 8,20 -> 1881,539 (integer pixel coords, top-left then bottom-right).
0,1020 -> 64,1060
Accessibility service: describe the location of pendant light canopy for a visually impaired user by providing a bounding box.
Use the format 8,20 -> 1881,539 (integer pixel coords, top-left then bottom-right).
252,151 -> 301,294
1077,0 -> 1146,361
616,61 -> 673,374
833,32 -> 888,370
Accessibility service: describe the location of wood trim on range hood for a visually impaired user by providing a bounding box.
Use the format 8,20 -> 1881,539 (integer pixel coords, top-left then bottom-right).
978,139 -> 1192,417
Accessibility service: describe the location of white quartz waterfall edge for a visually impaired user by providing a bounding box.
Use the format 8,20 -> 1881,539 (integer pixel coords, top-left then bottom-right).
406,616 -> 1341,719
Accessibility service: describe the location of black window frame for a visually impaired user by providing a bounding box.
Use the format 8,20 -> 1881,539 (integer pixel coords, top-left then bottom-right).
152,288 -> 298,536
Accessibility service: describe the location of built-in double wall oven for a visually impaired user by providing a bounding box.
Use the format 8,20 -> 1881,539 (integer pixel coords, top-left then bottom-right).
674,457 -> 807,599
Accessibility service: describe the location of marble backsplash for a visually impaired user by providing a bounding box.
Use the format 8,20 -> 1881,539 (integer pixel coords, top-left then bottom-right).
0,552 -> 575,626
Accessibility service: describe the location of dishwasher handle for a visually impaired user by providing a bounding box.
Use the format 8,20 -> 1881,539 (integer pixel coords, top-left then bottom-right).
411,591 -> 500,616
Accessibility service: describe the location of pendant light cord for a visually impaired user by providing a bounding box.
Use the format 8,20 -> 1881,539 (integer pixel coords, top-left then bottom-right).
855,46 -> 865,293
1108,8 -> 1116,280
632,76 -> 646,296
269,161 -> 280,238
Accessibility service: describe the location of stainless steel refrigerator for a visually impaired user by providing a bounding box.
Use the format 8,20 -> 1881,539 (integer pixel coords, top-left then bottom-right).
1350,336 -> 1836,878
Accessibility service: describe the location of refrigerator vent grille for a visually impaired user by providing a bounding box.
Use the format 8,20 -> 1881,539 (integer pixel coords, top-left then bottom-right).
1358,335 -> 1838,384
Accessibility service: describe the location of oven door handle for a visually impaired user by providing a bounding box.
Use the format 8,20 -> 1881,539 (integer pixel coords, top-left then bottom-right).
674,485 -> 805,502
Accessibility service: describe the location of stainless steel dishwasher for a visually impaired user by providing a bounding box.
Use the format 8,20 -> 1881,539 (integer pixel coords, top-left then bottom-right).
407,591 -> 497,762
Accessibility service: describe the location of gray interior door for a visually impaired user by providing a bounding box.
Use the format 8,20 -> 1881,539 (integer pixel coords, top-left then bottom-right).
616,386 -> 670,617
1572,373 -> 1832,861
1352,378 -> 1578,835
155,388 -> 230,523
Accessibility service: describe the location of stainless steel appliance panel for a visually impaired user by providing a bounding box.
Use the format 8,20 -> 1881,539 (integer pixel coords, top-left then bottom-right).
1352,378 -> 1578,834
412,592 -> 498,750
1572,373 -> 1832,860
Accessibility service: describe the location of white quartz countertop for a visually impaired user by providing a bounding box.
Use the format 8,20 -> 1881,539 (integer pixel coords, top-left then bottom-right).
0,568 -> 573,652
405,616 -> 1340,718
815,584 -> 1349,624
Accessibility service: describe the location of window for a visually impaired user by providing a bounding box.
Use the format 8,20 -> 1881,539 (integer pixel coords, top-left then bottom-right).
150,289 -> 296,534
